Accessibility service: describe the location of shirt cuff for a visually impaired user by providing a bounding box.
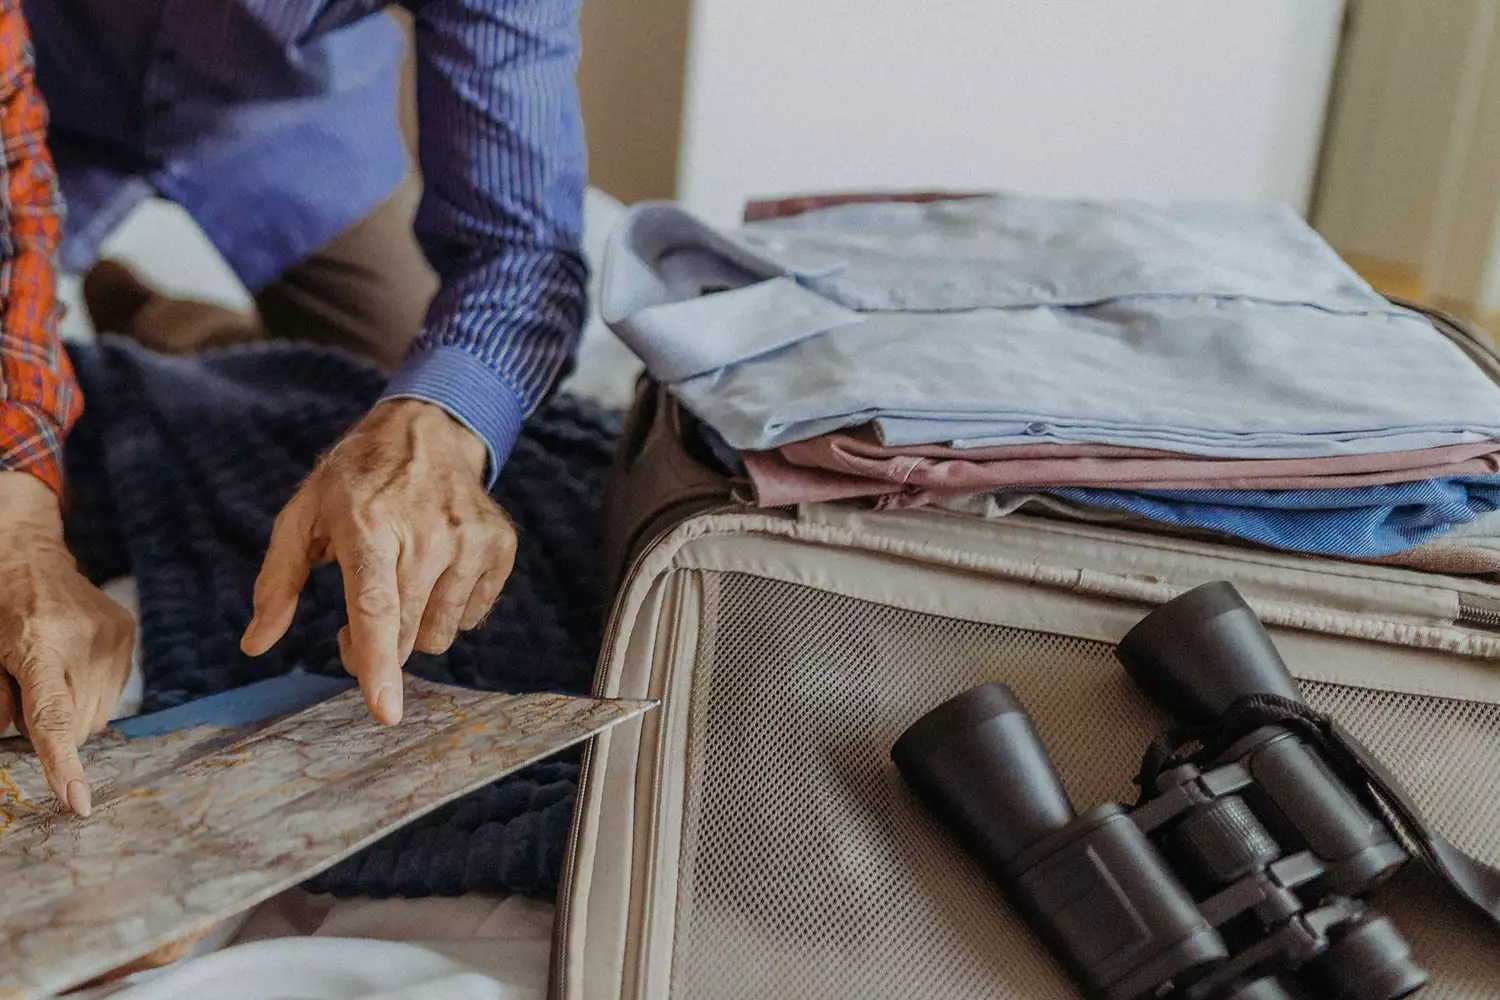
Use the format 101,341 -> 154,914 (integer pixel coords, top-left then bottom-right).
0,456 -> 63,496
381,345 -> 526,488
0,403 -> 67,495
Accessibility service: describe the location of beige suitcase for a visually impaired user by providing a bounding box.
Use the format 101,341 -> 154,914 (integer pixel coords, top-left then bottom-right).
555,316 -> 1500,1000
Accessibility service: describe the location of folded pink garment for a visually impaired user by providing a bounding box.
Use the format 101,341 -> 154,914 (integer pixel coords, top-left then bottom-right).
744,433 -> 1500,508
742,190 -> 993,223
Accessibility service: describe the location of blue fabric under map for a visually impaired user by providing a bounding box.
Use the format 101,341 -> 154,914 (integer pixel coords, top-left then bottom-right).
61,338 -> 619,898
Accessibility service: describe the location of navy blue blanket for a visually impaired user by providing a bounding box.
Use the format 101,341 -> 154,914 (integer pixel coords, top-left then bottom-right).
61,338 -> 620,897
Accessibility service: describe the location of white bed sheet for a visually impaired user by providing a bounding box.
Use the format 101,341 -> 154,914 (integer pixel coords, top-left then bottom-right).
76,894 -> 555,1000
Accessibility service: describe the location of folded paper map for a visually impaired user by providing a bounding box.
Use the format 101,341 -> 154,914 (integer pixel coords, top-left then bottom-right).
0,676 -> 653,999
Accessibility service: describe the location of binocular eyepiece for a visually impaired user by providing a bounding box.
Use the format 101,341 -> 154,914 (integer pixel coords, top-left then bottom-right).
892,582 -> 1428,1000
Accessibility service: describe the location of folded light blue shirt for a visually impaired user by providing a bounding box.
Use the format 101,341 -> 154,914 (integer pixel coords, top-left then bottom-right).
601,198 -> 1500,459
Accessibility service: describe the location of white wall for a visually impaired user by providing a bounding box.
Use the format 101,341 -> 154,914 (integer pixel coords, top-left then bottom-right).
58,200 -> 251,342
676,0 -> 1346,226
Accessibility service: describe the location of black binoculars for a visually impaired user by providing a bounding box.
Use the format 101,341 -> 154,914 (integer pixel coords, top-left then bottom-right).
892,581 -> 1429,1000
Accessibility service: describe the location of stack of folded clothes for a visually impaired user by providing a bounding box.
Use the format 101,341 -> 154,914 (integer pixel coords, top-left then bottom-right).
599,192 -> 1500,568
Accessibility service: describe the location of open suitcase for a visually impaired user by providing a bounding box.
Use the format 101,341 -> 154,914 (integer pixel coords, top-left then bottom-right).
554,209 -> 1500,997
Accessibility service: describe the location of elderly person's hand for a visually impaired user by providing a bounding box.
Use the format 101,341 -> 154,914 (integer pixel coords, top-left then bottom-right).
241,400 -> 516,724
0,472 -> 135,816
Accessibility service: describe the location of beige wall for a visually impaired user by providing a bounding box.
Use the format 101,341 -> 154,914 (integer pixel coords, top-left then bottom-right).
577,0 -> 691,204
1313,0 -> 1484,269
395,3 -> 686,203
1313,0 -> 1500,321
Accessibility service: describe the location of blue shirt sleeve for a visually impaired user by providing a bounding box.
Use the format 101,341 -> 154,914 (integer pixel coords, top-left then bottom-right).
384,0 -> 588,484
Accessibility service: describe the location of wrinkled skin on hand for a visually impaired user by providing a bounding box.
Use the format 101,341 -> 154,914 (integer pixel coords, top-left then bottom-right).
0,472 -> 135,817
241,399 -> 516,724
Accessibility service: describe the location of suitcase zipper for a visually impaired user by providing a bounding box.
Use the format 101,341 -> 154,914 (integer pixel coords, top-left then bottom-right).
1386,304 -> 1500,633
1457,593 -> 1500,631
553,500 -> 741,1000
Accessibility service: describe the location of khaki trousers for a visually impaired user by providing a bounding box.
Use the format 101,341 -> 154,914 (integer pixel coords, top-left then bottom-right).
83,173 -> 438,372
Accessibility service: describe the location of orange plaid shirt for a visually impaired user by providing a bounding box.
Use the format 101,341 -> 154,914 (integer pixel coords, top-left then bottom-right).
0,1 -> 76,495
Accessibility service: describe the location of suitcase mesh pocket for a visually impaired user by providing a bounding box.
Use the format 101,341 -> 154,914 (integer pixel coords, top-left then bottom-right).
668,571 -> 1500,1000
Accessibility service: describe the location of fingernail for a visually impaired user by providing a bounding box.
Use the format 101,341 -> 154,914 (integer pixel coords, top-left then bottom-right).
241,620 -> 265,655
66,779 -> 92,818
374,685 -> 402,725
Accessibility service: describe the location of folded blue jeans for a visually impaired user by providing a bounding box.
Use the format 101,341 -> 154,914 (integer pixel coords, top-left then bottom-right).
1045,477 -> 1500,557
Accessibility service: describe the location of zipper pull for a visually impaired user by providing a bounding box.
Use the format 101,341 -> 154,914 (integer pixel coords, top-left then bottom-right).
1457,593 -> 1500,631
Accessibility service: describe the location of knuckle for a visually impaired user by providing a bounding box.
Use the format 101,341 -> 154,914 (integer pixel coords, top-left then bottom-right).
416,620 -> 459,654
492,529 -> 518,559
271,496 -> 307,533
355,502 -> 385,529
415,634 -> 453,655
434,594 -> 465,624
465,590 -> 501,624
450,561 -> 486,589
456,519 -> 489,548
104,599 -> 133,628
479,571 -> 509,600
11,637 -> 72,679
28,695 -> 73,735
415,530 -> 458,566
352,585 -> 399,621
257,559 -> 301,595
362,496 -> 401,526
463,599 -> 496,630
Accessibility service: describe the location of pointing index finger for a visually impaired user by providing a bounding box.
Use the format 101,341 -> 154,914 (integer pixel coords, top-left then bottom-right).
334,522 -> 404,725
12,653 -> 90,816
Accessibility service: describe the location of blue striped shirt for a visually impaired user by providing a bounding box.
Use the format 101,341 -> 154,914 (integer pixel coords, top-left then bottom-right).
23,0 -> 587,479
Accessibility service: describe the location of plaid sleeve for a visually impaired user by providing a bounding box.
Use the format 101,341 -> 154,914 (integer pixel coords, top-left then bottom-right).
0,1 -> 76,495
